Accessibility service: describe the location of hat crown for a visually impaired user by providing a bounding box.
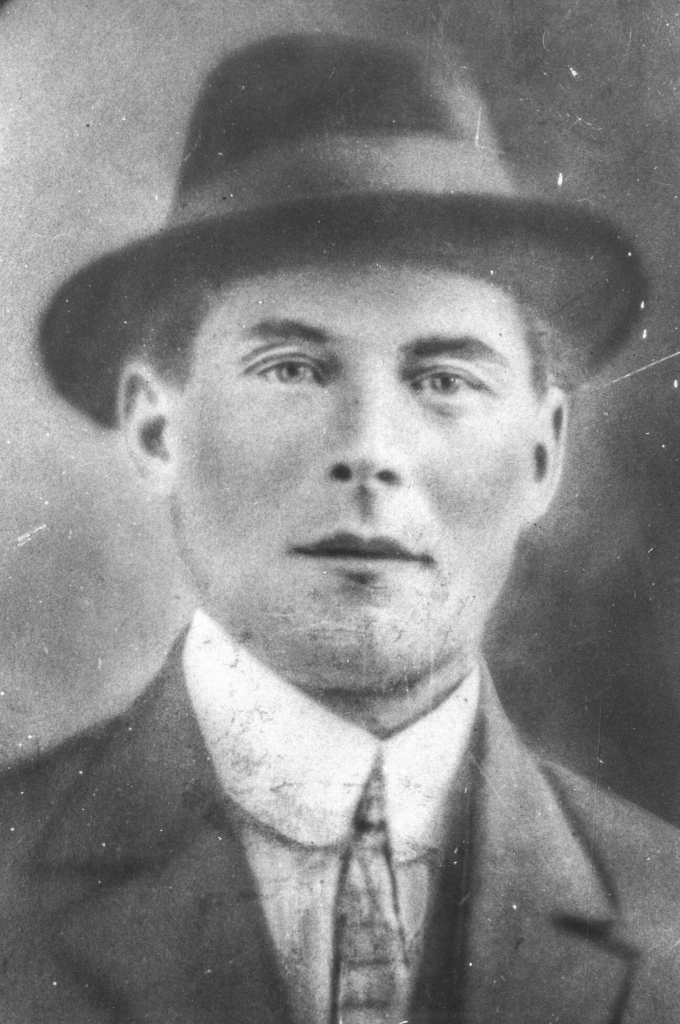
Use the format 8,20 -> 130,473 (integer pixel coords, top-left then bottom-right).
172,33 -> 511,226
176,34 -> 470,199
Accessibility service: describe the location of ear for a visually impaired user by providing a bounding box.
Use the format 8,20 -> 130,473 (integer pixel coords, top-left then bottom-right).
118,360 -> 183,496
524,384 -> 569,524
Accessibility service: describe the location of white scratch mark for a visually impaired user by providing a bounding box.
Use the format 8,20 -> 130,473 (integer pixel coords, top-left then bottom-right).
474,108 -> 482,148
16,524 -> 47,548
590,350 -> 680,388
182,129 -> 202,165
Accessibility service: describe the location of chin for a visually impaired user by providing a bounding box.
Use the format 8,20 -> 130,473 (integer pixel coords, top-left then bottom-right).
214,564 -> 494,692
259,592 -> 480,694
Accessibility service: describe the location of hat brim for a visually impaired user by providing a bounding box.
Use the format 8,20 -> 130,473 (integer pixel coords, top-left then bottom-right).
39,192 -> 646,426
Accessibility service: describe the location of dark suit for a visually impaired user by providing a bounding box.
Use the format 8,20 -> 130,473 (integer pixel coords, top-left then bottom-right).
1,639 -> 679,1023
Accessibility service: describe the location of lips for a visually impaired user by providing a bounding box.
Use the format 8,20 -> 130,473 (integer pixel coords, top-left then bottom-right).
290,532 -> 433,564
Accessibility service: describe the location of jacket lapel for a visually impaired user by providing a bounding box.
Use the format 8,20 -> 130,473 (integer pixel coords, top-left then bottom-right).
37,643 -> 293,1024
461,671 -> 638,1024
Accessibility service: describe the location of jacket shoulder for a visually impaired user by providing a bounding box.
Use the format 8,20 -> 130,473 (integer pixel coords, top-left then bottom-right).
540,759 -> 680,922
0,633 -> 189,848
0,711 -> 133,874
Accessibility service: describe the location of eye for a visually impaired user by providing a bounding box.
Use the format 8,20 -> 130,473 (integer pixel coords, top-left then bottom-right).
411,371 -> 465,395
256,359 -> 322,386
412,368 -> 488,395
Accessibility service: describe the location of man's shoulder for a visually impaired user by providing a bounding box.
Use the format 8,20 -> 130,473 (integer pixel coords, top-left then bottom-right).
539,758 -> 680,922
0,633 -> 189,835
0,707 -> 134,860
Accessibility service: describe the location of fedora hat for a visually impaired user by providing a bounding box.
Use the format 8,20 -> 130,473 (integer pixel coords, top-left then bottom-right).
39,32 -> 646,427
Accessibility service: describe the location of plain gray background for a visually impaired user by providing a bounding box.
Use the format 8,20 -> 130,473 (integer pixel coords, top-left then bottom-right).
1,0 -> 680,822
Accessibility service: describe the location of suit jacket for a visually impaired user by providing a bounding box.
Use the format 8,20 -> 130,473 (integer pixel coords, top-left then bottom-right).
1,640 -> 680,1024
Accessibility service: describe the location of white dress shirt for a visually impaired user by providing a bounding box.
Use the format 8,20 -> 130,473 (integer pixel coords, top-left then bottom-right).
183,609 -> 480,1024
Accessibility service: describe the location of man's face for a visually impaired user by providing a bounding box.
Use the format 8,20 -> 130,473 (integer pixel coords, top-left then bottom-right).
128,264 -> 565,693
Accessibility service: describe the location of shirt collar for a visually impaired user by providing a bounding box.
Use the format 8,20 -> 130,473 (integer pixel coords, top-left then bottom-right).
183,609 -> 480,860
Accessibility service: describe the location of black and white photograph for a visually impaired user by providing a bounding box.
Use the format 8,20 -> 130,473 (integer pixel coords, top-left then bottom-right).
1,1 -> 680,1020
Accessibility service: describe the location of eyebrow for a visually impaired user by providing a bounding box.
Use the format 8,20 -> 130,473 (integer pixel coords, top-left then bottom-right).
404,336 -> 510,368
245,319 -> 330,345
243,321 -> 510,368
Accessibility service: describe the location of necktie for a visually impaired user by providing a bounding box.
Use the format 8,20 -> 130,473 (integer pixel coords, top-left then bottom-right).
332,757 -> 409,1024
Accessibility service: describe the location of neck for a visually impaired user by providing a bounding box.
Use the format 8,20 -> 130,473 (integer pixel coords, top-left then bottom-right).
197,603 -> 481,737
301,656 -> 478,738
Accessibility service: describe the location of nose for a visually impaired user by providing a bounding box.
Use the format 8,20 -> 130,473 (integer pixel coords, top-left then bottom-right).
326,379 -> 408,489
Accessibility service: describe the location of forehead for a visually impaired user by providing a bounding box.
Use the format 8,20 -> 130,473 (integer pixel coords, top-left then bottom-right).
193,263 -> 533,370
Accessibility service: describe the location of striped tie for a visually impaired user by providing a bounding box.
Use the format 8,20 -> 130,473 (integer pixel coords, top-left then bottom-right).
332,757 -> 409,1024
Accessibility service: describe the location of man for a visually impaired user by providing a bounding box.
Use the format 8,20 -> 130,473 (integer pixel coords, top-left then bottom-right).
1,31 -> 679,1024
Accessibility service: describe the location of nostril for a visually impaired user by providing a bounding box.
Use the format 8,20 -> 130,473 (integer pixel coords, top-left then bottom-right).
330,463 -> 352,481
534,444 -> 548,480
329,463 -> 400,484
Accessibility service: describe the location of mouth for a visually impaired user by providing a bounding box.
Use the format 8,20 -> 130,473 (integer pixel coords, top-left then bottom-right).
290,532 -> 434,564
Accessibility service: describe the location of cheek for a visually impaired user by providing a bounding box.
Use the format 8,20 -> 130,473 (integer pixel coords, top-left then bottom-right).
178,395 -> 318,542
426,420 -> 537,536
